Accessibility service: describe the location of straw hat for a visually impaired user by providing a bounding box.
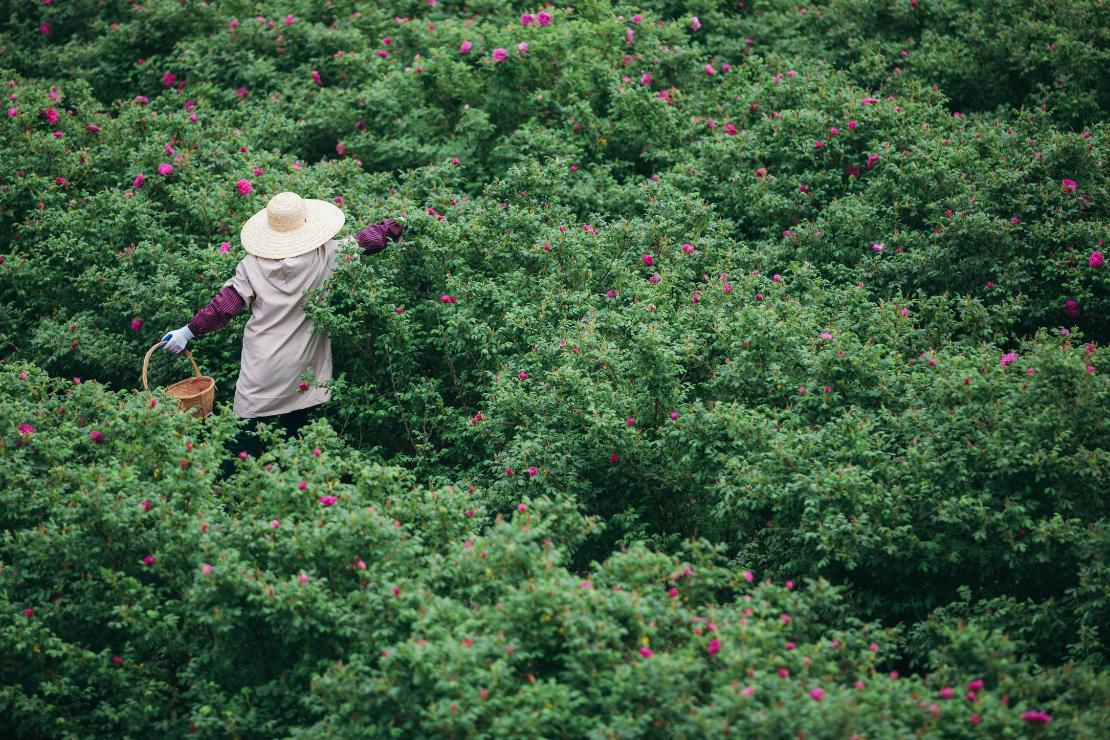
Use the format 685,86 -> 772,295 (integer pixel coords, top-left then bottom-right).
240,191 -> 346,259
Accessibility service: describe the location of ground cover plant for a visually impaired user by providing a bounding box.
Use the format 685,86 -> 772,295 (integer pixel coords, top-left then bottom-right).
1,0 -> 1108,736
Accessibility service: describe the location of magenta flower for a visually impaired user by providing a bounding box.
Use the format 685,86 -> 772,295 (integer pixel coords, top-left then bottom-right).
814,140 -> 824,149
319,495 -> 338,507
691,16 -> 701,32
670,411 -> 679,420
283,14 -> 295,25
847,120 -> 858,129
162,72 -> 176,87
867,154 -> 879,168
642,254 -> 654,266
1021,711 -> 1052,725
861,97 -> 879,104
157,163 -> 173,176
1061,178 -> 1077,193
520,13 -> 534,25
460,40 -> 472,54
1063,299 -> 1080,318
626,417 -> 635,426
6,107 -> 16,117
201,563 -> 213,575
130,317 -> 143,331
237,178 -> 252,195
143,554 -> 155,566
89,430 -> 105,443
537,11 -> 551,26
518,42 -> 528,55
1090,250 -> 1104,268
743,569 -> 754,582
492,48 -> 508,62
311,69 -> 321,84
999,352 -> 1017,366
640,73 -> 652,85
707,638 -> 720,656
704,64 -> 717,76
639,646 -> 653,658
219,241 -> 231,254
17,423 -> 34,436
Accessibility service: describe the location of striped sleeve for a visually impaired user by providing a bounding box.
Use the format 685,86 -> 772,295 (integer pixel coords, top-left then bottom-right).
188,285 -> 246,335
355,218 -> 405,255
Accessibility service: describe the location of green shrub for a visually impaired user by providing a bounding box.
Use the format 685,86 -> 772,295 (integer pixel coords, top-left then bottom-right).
3,366 -> 1106,737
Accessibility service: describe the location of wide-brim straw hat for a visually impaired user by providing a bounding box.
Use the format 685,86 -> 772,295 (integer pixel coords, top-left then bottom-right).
240,191 -> 346,260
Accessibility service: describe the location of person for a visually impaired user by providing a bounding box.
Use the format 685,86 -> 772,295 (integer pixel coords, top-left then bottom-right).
158,191 -> 404,475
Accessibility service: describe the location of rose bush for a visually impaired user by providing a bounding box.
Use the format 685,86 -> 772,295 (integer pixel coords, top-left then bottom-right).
0,0 -> 1107,733
2,367 -> 1108,736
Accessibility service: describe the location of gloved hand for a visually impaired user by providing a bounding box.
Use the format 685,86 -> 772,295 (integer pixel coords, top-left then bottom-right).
161,324 -> 194,354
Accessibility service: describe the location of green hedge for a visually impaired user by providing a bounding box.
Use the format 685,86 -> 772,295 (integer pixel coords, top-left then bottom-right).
2,367 -> 1107,737
0,0 -> 1107,733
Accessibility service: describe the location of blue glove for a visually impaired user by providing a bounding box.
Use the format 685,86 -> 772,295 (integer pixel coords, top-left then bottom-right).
161,325 -> 194,354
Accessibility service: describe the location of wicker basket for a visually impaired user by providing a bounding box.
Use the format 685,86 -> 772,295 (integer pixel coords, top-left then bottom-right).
142,342 -> 216,419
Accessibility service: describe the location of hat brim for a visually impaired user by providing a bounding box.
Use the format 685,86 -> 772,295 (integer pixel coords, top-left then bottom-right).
240,198 -> 346,260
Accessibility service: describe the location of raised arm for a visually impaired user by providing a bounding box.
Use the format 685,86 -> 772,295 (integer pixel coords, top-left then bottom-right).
355,217 -> 405,255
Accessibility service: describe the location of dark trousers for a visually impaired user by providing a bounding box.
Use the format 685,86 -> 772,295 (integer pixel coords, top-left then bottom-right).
221,406 -> 316,478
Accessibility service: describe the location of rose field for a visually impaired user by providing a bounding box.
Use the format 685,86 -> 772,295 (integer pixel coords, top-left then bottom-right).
1,0 -> 1109,737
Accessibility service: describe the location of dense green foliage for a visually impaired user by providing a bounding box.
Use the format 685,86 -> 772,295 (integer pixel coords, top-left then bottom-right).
1,0 -> 1107,736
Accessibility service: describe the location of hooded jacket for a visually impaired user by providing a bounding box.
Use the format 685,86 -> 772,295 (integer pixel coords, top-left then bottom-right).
186,218 -> 404,419
220,237 -> 345,418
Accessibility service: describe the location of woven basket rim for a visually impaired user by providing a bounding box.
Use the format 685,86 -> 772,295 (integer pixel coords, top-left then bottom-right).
165,375 -> 215,400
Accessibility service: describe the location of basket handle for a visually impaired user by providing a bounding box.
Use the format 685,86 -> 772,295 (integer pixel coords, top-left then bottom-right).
142,342 -> 202,391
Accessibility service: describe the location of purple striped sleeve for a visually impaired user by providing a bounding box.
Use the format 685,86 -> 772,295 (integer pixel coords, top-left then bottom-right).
188,285 -> 246,335
355,218 -> 405,255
